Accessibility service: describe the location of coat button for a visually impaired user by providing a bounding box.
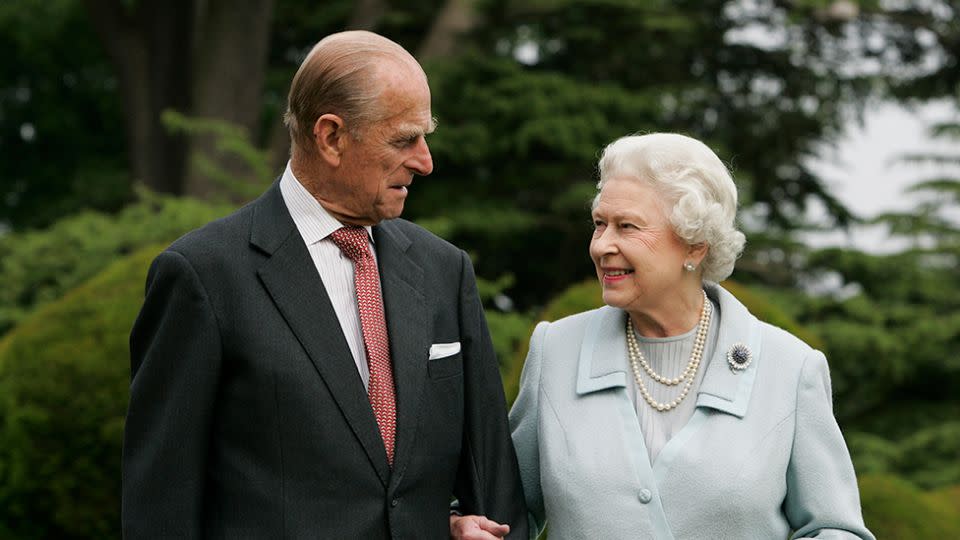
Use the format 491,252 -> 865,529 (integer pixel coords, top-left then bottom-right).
638,488 -> 652,504
391,498 -> 399,507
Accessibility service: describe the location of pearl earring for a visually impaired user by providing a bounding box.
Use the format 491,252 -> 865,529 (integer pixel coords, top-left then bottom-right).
683,262 -> 696,272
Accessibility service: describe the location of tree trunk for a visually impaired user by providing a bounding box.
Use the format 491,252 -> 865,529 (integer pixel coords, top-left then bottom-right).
184,0 -> 275,200
81,0 -> 193,195
82,0 -> 457,200
347,0 -> 387,31
416,0 -> 479,61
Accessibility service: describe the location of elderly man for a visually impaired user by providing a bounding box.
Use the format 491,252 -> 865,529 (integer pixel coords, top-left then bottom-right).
122,31 -> 527,539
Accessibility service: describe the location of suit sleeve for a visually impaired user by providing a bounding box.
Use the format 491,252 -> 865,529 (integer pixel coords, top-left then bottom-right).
452,250 -> 529,539
509,321 -> 548,539
785,351 -> 875,540
122,250 -> 223,538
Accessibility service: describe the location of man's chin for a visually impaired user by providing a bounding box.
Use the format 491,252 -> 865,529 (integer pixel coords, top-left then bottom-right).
377,204 -> 406,222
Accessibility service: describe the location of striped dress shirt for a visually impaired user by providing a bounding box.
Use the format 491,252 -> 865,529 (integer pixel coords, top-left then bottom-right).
279,162 -> 377,390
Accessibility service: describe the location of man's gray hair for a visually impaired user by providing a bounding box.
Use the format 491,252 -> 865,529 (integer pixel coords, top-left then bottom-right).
594,133 -> 746,282
284,31 -> 423,150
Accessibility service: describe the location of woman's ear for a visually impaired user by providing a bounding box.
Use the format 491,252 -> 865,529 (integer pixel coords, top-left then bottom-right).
687,242 -> 709,267
312,113 -> 347,166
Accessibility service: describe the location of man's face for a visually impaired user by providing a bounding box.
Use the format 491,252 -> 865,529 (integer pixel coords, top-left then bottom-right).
326,64 -> 435,226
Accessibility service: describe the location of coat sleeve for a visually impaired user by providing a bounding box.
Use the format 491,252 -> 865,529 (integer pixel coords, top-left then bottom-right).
452,250 -> 529,538
785,351 -> 875,540
509,321 -> 549,539
122,249 -> 223,538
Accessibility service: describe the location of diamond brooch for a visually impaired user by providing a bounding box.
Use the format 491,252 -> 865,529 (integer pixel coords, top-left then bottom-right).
726,343 -> 752,371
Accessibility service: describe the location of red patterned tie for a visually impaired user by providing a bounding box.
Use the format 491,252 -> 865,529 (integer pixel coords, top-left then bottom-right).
330,226 -> 397,466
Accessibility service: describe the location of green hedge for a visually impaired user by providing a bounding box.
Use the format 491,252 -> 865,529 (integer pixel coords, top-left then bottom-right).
0,192 -> 231,337
503,280 -> 602,403
848,422 -> 960,490
0,244 -> 162,538
859,475 -> 960,538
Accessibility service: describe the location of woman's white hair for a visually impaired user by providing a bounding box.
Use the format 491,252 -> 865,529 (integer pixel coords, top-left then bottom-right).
594,133 -> 746,282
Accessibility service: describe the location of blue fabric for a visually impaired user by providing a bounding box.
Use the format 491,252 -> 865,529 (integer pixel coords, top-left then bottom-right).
510,283 -> 874,540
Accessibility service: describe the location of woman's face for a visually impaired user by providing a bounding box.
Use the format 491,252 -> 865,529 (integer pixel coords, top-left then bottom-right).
589,177 -> 693,316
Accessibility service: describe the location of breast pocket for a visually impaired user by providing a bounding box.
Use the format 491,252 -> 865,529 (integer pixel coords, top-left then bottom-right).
420,352 -> 464,463
427,353 -> 463,380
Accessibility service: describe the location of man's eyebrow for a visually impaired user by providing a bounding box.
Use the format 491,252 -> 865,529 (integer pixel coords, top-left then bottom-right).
396,121 -> 437,140
394,128 -> 424,141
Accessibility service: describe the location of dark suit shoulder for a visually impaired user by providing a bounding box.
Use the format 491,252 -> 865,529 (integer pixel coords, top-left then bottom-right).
382,218 -> 460,250
167,203 -> 254,257
379,218 -> 466,268
155,198 -> 272,295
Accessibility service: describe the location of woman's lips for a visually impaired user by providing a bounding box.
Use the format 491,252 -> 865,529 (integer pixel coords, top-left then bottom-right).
602,268 -> 633,283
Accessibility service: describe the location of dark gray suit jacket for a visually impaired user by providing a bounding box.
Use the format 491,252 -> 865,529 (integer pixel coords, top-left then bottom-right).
122,182 -> 527,538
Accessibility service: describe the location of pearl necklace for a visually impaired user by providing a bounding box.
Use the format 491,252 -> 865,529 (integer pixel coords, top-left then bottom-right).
626,290 -> 712,412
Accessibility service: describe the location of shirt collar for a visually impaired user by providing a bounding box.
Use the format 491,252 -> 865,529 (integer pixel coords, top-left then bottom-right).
279,161 -> 374,245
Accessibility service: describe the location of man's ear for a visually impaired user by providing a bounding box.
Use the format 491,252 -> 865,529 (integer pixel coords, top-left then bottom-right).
313,113 -> 347,166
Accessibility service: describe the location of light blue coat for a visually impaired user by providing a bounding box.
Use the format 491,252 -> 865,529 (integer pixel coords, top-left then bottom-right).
510,283 -> 874,539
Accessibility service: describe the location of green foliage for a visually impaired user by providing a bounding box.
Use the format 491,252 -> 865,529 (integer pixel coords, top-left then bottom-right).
768,116 -> 960,520
848,422 -> 960,490
0,191 -> 232,337
0,0 -> 128,229
858,475 -> 960,539
475,273 -> 536,371
720,281 -> 824,350
487,310 -> 536,375
161,110 -> 274,200
466,0 -> 887,230
0,244 -> 163,538
503,280 -> 602,404
410,53 -> 647,305
781,119 -> 960,478
402,0 -> 949,308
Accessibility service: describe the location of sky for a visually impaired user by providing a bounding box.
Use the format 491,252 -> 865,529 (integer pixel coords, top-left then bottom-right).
805,98 -> 959,252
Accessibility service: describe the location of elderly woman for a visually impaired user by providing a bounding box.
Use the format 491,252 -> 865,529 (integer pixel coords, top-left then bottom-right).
450,133 -> 874,540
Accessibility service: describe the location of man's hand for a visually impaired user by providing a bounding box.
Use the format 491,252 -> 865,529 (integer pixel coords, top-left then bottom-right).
449,514 -> 511,540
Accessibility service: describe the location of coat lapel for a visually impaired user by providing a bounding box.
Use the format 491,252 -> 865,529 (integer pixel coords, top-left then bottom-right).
372,221 -> 428,481
694,282 -> 762,418
573,286 -> 762,417
251,182 -> 391,485
575,306 -> 628,395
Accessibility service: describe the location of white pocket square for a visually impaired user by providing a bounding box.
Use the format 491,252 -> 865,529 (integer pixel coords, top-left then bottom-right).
429,342 -> 461,360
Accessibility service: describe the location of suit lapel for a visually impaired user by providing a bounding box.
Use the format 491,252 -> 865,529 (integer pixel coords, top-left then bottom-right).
251,182 -> 391,486
373,221 -> 428,480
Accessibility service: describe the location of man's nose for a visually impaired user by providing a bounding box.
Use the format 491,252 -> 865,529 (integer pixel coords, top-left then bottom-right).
408,138 -> 433,176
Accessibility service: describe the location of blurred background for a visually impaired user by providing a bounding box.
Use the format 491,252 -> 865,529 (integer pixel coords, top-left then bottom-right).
1,0 -> 958,537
